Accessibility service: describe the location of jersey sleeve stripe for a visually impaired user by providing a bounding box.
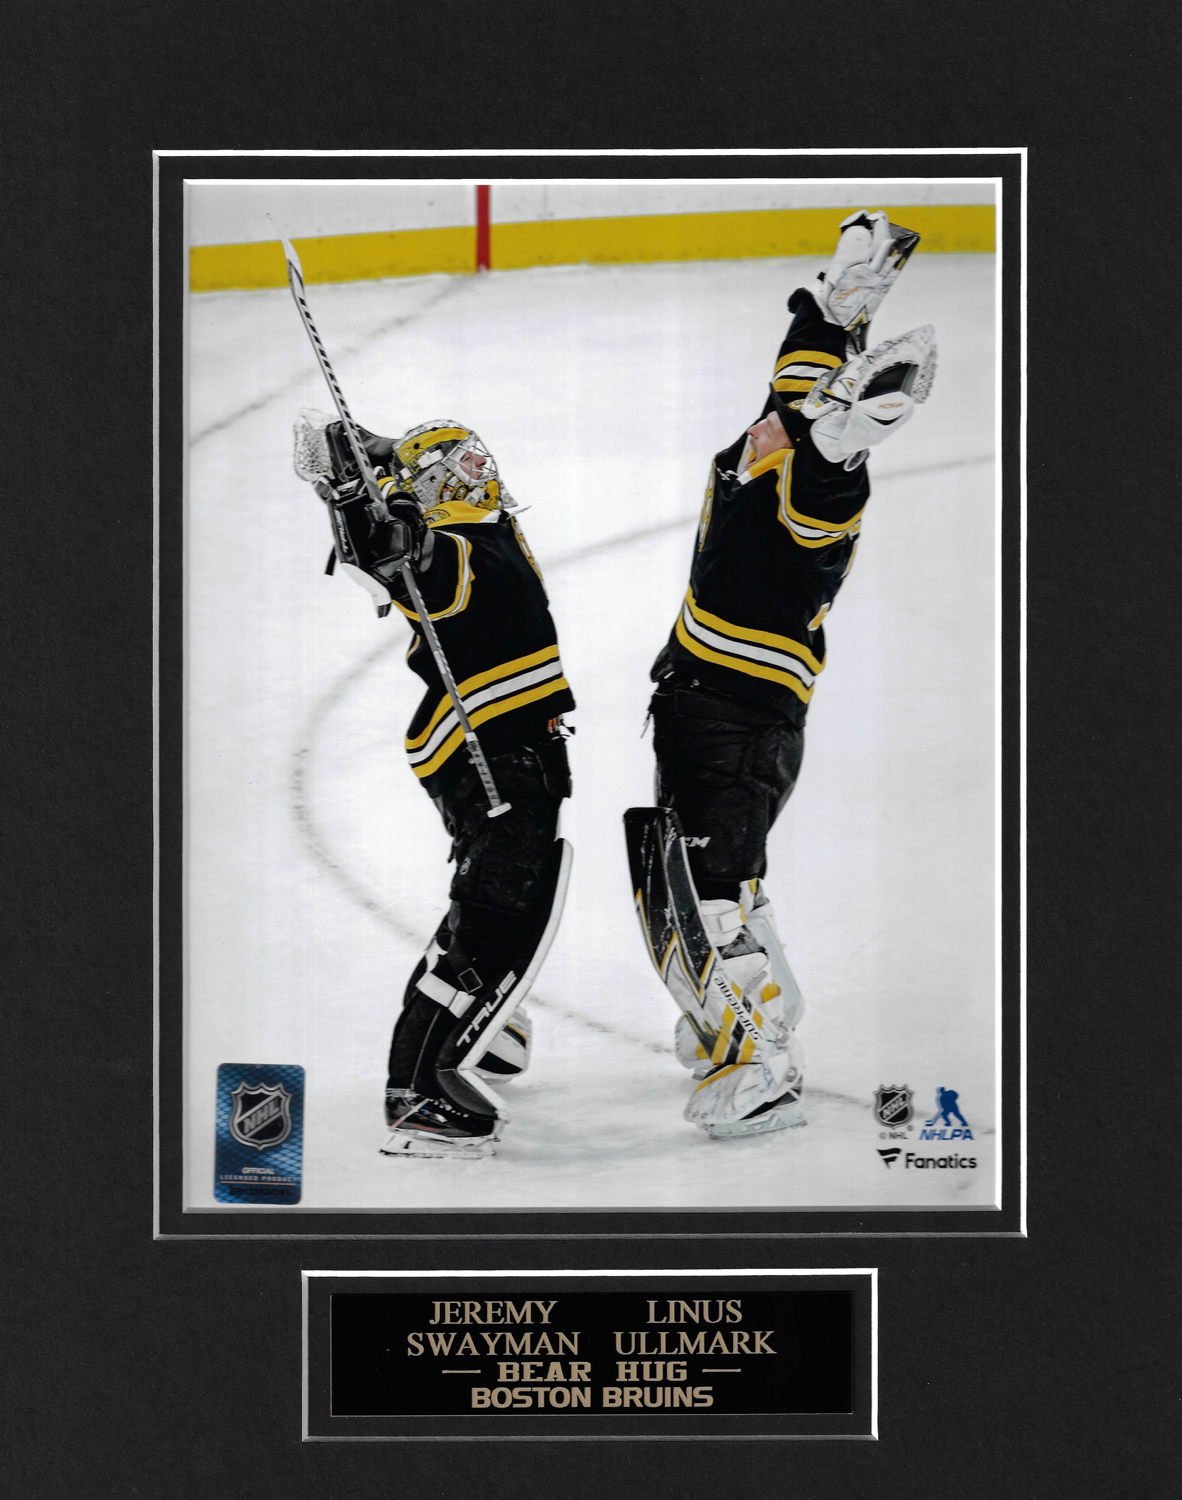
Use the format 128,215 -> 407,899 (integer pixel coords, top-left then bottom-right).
774,349 -> 842,373
774,452 -> 865,544
774,361 -> 837,380
391,534 -> 474,621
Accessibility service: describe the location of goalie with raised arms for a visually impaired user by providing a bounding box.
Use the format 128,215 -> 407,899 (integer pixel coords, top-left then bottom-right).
626,211 -> 938,1140
294,414 -> 575,1159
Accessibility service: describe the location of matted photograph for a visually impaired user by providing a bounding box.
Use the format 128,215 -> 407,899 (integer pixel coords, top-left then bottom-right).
172,164 -> 1012,1216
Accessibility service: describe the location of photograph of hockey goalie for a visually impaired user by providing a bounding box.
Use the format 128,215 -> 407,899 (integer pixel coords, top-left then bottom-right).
183,176 -> 1001,1210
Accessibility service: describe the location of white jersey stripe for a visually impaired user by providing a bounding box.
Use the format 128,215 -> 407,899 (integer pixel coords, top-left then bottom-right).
406,658 -> 565,765
680,603 -> 816,686
776,362 -> 832,379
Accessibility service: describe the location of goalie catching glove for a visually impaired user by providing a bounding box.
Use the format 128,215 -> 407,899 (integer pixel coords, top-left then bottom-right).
292,406 -> 429,577
802,324 -> 937,468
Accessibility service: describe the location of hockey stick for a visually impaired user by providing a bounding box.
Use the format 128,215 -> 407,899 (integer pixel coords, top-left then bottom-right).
275,226 -> 511,818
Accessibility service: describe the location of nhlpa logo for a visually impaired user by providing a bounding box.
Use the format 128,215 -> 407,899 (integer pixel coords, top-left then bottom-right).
229,1081 -> 293,1151
877,1148 -> 902,1168
874,1085 -> 913,1129
919,1087 -> 974,1142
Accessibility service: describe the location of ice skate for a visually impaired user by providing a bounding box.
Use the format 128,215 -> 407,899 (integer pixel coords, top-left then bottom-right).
380,1088 -> 501,1160
684,1030 -> 806,1139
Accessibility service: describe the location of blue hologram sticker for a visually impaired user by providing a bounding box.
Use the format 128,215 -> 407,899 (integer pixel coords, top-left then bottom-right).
215,1063 -> 304,1204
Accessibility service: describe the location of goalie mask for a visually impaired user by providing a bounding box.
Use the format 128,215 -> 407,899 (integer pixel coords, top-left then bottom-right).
387,421 -> 515,514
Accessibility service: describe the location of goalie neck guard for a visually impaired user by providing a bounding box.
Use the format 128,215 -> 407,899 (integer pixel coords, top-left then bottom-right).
386,420 -> 517,514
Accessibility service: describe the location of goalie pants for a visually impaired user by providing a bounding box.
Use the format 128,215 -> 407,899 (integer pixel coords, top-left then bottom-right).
650,680 -> 804,903
386,729 -> 571,1094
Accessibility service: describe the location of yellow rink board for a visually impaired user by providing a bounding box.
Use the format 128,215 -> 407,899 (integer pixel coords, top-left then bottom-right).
190,204 -> 994,292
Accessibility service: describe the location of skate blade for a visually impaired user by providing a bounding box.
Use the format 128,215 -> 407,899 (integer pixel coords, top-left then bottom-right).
703,1100 -> 807,1140
380,1130 -> 496,1160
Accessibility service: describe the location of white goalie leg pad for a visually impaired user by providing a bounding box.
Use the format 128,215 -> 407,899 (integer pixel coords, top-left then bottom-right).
741,880 -> 805,1035
473,1004 -> 533,1083
670,897 -> 786,1071
803,324 -> 937,466
436,840 -> 572,1120
673,1013 -> 712,1075
684,1032 -> 806,1139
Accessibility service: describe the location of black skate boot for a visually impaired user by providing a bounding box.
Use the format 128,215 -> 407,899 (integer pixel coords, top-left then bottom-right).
380,1088 -> 501,1160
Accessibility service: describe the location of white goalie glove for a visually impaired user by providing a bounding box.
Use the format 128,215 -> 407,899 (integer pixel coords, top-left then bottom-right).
814,210 -> 921,337
802,324 -> 938,468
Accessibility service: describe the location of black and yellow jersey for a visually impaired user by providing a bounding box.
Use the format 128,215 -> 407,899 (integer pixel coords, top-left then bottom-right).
656,290 -> 869,724
384,499 -> 575,793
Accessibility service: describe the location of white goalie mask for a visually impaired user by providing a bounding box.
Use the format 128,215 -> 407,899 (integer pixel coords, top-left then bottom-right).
387,420 -> 516,514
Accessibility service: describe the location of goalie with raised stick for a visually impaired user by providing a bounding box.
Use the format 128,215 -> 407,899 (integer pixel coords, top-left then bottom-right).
293,410 -> 575,1159
626,210 -> 937,1140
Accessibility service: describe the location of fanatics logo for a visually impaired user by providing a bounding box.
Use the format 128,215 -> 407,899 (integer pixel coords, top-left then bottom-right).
877,1145 -> 978,1172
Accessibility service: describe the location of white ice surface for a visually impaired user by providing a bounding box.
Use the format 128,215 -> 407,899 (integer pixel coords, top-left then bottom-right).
184,252 -> 999,1212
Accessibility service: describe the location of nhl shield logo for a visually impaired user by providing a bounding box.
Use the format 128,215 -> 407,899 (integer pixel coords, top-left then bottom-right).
229,1080 -> 293,1151
874,1085 -> 913,1129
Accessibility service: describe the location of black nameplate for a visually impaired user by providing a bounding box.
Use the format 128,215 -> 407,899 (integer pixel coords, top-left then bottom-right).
306,1272 -> 874,1440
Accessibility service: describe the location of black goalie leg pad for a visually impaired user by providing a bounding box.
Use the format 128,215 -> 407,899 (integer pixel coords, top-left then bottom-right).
386,986 -> 495,1130
433,838 -> 572,1118
400,913 -> 454,1011
624,807 -> 765,1068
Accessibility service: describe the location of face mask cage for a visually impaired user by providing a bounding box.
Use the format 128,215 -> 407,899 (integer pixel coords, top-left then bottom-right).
389,421 -> 517,513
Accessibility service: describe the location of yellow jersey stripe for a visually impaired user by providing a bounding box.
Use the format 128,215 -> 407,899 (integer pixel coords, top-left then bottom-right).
675,615 -> 813,703
458,642 -> 560,698
772,377 -> 817,393
404,643 -> 560,749
411,676 -> 571,780
391,534 -> 473,623
424,501 -> 499,528
685,589 -> 824,673
775,349 -> 842,373
744,447 -> 792,482
774,450 -> 865,541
